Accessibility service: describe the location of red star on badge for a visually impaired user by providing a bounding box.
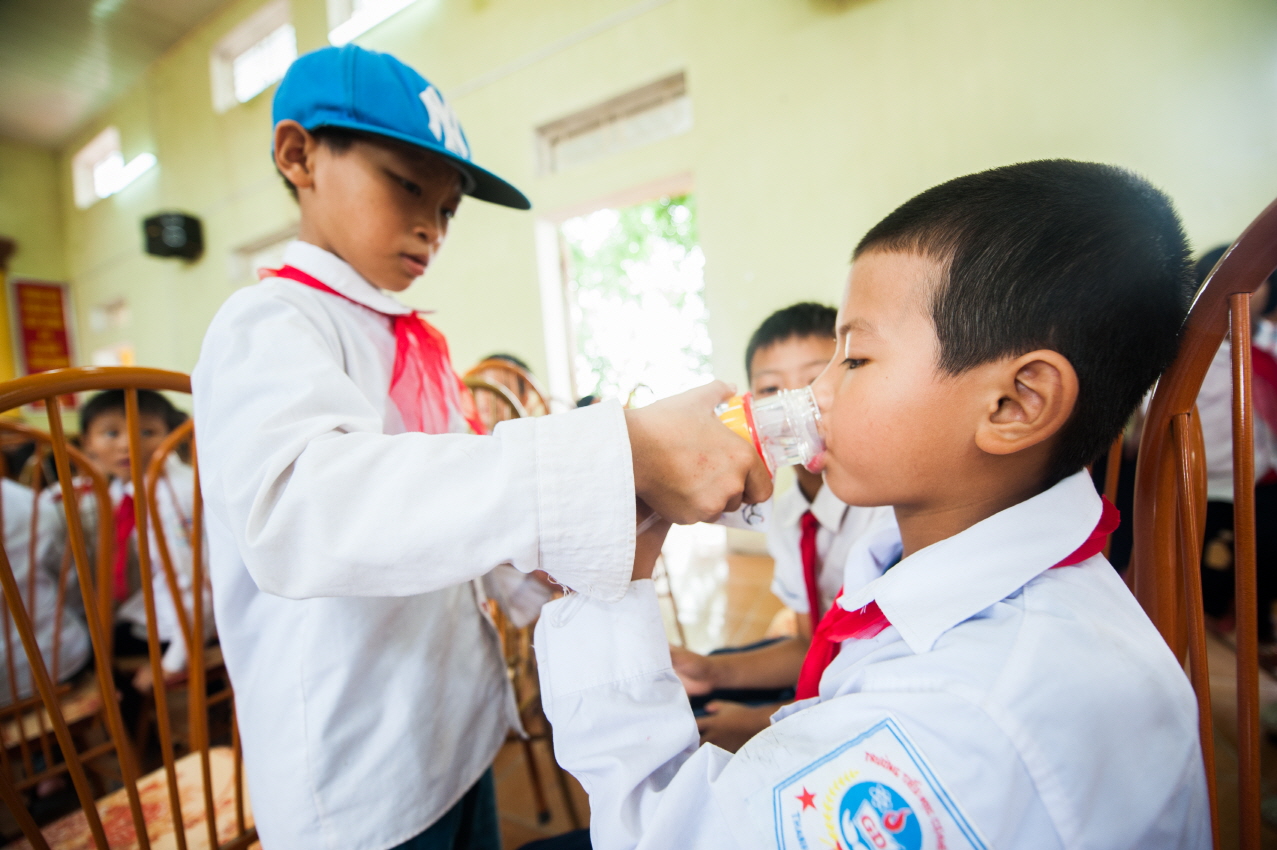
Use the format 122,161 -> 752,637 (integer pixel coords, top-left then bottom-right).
796,787 -> 816,810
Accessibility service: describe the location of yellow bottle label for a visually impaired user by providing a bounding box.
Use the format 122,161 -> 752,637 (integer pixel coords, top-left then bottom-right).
717,395 -> 754,444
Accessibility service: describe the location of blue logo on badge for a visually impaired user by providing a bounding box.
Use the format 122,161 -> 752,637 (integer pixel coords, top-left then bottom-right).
839,782 -> 921,850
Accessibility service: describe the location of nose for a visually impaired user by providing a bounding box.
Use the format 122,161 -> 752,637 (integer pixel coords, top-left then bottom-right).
810,357 -> 837,418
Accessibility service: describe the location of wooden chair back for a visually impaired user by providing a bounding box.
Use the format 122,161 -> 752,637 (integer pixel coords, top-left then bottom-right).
0,367 -> 254,850
0,420 -> 114,802
1130,198 -> 1277,850
464,357 -> 551,428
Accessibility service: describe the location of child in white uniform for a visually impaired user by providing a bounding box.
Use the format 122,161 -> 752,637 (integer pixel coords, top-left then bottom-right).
0,477 -> 91,706
191,46 -> 767,850
671,304 -> 892,753
535,161 -> 1209,849
40,390 -> 208,690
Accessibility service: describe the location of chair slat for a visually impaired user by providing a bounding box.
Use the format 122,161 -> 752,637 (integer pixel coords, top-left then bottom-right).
125,388 -> 184,850
1173,412 -> 1219,845
45,393 -> 152,847
1229,294 -> 1262,850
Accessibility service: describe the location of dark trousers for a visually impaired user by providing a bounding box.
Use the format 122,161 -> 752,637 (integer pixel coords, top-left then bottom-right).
1201,483 -> 1277,643
518,830 -> 592,850
392,768 -> 500,850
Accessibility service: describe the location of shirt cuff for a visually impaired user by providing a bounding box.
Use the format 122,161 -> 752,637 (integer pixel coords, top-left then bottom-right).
533,400 -> 635,602
535,579 -> 669,696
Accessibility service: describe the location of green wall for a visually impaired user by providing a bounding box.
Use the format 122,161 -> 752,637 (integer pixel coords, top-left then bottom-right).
0,137 -> 68,379
12,0 -> 1277,389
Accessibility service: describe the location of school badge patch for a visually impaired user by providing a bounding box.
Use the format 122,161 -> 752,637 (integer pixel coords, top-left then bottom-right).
772,717 -> 985,850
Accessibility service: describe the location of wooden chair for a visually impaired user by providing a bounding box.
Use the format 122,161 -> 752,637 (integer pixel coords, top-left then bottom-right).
464,357 -> 551,428
131,419 -> 232,757
0,421 -> 117,804
0,367 -> 254,850
1130,199 -> 1277,850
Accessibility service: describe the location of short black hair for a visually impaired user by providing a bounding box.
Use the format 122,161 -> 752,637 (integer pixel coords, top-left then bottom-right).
80,390 -> 186,436
745,302 -> 837,379
854,159 -> 1193,486
277,127 -> 362,200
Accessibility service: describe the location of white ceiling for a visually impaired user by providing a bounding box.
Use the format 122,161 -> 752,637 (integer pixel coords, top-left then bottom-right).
0,0 -> 229,149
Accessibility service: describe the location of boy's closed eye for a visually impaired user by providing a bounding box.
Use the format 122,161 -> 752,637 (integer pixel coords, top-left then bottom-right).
387,170 -> 423,197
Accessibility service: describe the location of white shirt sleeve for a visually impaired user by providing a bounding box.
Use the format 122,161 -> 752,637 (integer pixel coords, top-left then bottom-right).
535,580 -> 745,850
192,287 -> 636,602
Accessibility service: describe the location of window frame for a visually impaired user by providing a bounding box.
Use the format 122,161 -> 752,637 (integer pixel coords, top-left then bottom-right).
210,0 -> 296,114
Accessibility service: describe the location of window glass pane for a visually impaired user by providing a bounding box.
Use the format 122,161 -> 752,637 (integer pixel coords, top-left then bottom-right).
560,194 -> 711,404
232,23 -> 297,104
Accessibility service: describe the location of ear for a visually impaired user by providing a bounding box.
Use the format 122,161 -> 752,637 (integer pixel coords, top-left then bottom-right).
973,350 -> 1078,456
274,120 -> 318,192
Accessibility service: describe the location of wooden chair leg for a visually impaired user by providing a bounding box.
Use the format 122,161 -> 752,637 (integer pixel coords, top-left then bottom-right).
520,737 -> 552,825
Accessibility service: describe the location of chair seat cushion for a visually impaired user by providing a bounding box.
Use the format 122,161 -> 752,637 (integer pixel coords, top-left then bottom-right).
5,746 -> 255,850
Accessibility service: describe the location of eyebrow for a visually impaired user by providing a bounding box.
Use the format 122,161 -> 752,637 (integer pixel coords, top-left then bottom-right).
837,318 -> 879,338
752,359 -> 830,377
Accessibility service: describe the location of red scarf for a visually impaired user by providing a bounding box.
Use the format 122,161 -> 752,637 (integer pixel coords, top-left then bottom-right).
112,494 -> 135,603
794,496 -> 1121,700
1252,344 -> 1277,437
268,265 -> 484,436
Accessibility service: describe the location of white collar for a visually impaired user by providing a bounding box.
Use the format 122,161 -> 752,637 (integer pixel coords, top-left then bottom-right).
773,480 -> 850,533
839,470 -> 1103,654
281,241 -> 415,317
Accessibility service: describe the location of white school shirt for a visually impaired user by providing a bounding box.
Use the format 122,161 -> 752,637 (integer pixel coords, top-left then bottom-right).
192,241 -> 634,850
38,463 -> 210,674
114,460 -> 215,673
768,481 -> 893,616
1197,340 -> 1277,501
536,471 -> 1209,850
0,479 -> 91,705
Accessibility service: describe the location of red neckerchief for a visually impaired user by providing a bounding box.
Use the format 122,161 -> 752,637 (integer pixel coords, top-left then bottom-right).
267,265 -> 485,436
1252,345 -> 1277,437
112,493 -> 135,603
799,511 -> 824,623
794,496 -> 1121,700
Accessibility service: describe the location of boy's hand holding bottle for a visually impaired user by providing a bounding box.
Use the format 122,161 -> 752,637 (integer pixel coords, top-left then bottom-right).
625,381 -> 773,524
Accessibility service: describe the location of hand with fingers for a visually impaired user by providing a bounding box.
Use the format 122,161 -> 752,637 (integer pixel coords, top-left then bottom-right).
669,645 -> 717,696
626,380 -> 773,525
696,700 -> 778,753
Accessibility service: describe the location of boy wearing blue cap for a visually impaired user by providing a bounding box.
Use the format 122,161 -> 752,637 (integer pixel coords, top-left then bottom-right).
192,45 -> 768,850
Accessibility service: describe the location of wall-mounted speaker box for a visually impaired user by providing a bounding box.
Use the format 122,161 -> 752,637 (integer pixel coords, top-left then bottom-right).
143,213 -> 203,261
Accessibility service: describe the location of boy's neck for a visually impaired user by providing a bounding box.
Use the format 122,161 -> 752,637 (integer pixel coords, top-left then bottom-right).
892,462 -> 1050,559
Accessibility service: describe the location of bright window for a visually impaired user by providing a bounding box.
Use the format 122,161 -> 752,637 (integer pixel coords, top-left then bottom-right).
328,0 -> 417,46
71,127 -> 157,209
211,0 -> 296,113
557,194 -> 711,404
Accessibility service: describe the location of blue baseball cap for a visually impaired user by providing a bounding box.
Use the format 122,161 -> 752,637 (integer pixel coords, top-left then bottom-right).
273,45 -> 530,210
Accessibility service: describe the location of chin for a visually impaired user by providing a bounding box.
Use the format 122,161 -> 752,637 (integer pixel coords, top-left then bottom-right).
823,463 -> 890,508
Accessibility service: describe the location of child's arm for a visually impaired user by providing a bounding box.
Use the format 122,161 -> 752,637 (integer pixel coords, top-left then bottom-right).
193,288 -> 766,602
670,636 -> 809,695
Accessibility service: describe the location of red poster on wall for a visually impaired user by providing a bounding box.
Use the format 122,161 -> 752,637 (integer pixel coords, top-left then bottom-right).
11,279 -> 74,375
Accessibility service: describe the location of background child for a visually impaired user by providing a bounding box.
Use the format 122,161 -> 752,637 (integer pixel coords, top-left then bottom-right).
192,45 -> 766,850
670,302 -> 892,753
65,389 -> 209,690
534,160 -> 1207,849
0,476 -> 91,706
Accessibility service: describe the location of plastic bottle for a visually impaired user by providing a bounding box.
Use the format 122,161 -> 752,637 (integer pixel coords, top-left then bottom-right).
717,386 -> 825,475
